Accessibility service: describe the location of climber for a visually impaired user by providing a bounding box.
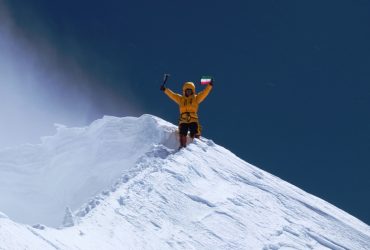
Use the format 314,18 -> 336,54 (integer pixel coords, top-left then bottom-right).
160,79 -> 213,149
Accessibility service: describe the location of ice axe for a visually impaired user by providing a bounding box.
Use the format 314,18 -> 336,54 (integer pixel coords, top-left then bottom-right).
160,73 -> 170,91
163,73 -> 170,86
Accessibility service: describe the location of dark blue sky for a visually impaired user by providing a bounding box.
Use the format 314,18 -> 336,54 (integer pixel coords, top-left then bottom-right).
4,1 -> 370,224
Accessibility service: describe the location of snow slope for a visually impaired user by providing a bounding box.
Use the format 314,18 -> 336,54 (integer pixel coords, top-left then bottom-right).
0,115 -> 369,249
0,115 -> 176,227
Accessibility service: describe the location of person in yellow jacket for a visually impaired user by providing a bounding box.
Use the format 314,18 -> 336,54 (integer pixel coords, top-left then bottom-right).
161,80 -> 213,149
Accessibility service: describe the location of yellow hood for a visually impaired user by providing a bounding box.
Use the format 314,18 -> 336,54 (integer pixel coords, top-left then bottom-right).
182,82 -> 196,95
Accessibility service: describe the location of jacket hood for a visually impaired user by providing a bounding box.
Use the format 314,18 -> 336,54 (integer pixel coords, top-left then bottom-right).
182,82 -> 196,95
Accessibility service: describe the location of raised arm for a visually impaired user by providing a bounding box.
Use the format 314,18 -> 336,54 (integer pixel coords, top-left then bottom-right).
196,84 -> 213,104
164,88 -> 182,104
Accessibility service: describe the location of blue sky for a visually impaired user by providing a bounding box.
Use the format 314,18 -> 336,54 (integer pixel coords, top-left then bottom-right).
2,1 -> 370,224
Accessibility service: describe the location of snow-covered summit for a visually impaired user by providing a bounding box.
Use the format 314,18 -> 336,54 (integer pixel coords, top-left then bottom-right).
0,114 -> 369,250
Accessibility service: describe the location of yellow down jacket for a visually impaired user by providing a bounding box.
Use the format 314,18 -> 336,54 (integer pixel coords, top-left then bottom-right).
164,82 -> 213,124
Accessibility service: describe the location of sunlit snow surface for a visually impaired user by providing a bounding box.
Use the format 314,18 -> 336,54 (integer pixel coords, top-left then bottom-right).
0,115 -> 369,250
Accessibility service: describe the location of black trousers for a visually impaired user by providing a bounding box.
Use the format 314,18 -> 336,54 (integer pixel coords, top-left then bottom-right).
179,122 -> 199,137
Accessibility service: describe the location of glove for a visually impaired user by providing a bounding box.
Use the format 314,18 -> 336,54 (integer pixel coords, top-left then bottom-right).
160,85 -> 166,91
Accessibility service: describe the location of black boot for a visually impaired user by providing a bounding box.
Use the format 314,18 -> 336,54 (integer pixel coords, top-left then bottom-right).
179,135 -> 187,149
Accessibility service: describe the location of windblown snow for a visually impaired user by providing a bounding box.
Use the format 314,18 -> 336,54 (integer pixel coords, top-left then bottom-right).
0,115 -> 369,250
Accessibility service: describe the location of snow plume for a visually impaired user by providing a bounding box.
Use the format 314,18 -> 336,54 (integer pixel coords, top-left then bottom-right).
0,4 -> 140,149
